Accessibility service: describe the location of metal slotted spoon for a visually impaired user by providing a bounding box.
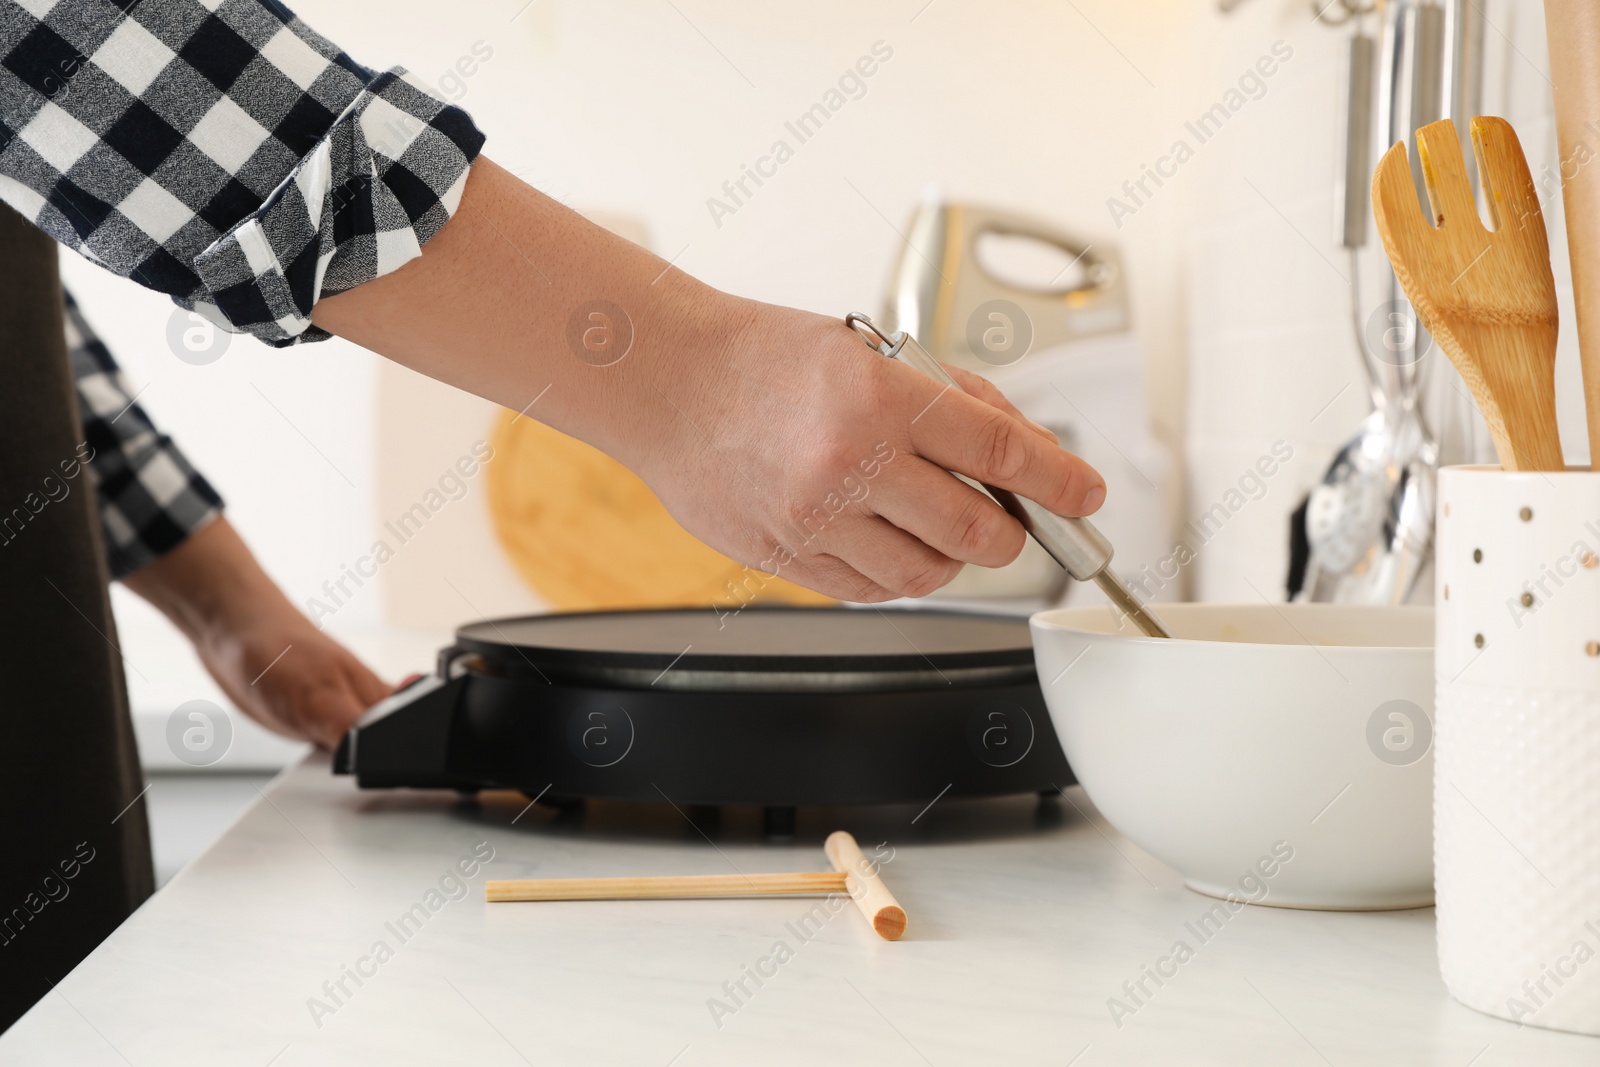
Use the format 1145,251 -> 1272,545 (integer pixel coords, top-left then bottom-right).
1299,0 -> 1449,605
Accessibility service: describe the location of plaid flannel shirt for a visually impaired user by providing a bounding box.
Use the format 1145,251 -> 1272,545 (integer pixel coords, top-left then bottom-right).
65,289 -> 223,579
0,0 -> 484,346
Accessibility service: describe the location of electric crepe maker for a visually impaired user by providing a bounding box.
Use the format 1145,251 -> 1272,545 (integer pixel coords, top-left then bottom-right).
333,606 -> 1073,821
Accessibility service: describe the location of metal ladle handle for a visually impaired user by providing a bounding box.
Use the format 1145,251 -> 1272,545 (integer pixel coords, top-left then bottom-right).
844,313 -> 1172,638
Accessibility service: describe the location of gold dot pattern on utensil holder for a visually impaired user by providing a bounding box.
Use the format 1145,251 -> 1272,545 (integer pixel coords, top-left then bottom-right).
1521,592 -> 1536,608
1585,552 -> 1598,570
1520,506 -> 1533,522
1474,633 -> 1486,649
1473,548 -> 1483,563
1443,584 -> 1450,600
1588,641 -> 1600,658
1443,502 -> 1451,518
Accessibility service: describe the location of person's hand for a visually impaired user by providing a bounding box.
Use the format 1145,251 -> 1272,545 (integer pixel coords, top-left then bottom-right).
122,517 -> 391,748
627,299 -> 1107,602
312,158 -> 1105,602
184,596 -> 391,749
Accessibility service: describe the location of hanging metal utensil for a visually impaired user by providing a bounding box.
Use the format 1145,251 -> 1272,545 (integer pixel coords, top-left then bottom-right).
1298,0 -> 1478,605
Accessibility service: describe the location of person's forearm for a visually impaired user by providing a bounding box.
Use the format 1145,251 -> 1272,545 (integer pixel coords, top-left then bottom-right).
311,157 -> 729,479
121,517 -> 286,640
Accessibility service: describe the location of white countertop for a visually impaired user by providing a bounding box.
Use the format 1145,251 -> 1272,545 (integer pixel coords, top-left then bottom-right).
4,755 -> 1594,1066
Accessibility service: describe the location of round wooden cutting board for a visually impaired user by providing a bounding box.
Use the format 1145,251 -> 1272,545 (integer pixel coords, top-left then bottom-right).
486,410 -> 834,611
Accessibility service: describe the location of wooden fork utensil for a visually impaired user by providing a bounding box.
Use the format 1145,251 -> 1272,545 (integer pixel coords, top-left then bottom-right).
1371,116 -> 1565,471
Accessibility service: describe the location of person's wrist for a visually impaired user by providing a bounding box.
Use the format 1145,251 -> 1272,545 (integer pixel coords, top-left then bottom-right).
609,277 -> 754,483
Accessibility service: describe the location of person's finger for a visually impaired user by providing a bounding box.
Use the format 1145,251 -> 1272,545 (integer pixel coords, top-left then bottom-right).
788,553 -> 902,603
392,671 -> 428,694
941,363 -> 1056,442
279,649 -> 385,748
814,514 -> 964,600
902,374 -> 1105,517
765,538 -> 904,603
292,686 -> 354,749
342,652 -> 394,709
315,681 -> 363,744
871,458 -> 1026,568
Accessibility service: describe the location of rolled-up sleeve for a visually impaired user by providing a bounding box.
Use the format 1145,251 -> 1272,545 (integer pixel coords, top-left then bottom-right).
65,290 -> 224,579
0,0 -> 484,347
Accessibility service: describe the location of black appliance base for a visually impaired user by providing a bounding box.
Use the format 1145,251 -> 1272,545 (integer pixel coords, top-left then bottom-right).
334,607 -> 1074,808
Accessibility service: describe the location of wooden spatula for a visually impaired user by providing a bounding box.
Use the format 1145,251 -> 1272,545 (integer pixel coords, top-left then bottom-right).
1371,117 -> 1564,471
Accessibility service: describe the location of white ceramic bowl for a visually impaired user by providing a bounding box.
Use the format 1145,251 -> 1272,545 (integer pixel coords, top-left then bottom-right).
1031,603 -> 1435,910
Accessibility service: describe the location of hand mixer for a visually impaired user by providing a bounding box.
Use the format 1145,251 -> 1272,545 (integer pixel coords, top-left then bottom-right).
845,313 -> 1173,639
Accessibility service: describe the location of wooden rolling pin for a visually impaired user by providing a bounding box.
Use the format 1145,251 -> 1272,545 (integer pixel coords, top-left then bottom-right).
1545,0 -> 1600,463
485,831 -> 907,941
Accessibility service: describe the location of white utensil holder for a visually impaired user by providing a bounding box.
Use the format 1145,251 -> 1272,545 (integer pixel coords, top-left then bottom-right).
1435,465 -> 1600,1036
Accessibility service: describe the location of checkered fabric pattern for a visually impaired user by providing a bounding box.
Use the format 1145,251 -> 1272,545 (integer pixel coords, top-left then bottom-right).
66,289 -> 223,579
0,0 -> 484,347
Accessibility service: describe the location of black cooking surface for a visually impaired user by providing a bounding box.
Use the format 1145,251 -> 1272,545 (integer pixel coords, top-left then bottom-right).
341,606 -> 1073,806
453,605 -> 1036,674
